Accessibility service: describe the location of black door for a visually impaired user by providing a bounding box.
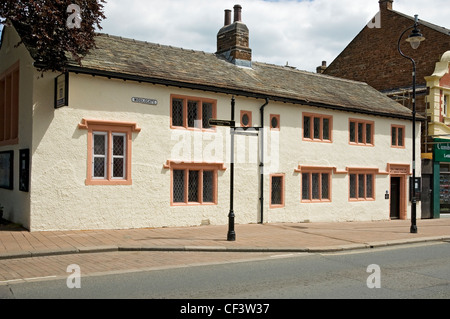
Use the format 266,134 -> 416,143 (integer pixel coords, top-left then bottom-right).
390,177 -> 401,219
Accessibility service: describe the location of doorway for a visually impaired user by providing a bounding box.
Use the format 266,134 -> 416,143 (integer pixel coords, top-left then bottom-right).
390,177 -> 401,219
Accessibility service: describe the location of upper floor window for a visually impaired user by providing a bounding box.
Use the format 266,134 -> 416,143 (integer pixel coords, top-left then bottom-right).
349,119 -> 374,146
270,114 -> 280,131
240,110 -> 252,128
391,125 -> 405,148
303,113 -> 332,142
0,62 -> 19,146
444,95 -> 448,118
171,95 -> 216,131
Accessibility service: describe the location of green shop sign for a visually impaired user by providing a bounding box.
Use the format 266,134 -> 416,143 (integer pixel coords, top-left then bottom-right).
434,138 -> 450,162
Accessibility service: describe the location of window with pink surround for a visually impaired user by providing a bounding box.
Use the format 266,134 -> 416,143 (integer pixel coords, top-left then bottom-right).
391,125 -> 405,148
270,174 -> 285,208
349,118 -> 374,146
78,119 -> 141,185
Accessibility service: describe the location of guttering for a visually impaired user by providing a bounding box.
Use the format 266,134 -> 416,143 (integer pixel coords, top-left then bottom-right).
259,98 -> 269,224
53,64 -> 419,121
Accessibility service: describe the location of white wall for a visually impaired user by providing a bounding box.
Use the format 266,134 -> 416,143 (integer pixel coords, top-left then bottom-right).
28,72 -> 421,231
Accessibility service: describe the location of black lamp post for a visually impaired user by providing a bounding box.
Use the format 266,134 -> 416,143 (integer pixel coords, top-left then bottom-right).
227,96 -> 236,241
397,14 -> 425,234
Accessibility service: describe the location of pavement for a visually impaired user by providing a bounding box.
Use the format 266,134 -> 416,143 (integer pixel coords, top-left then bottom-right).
1,218 -> 450,260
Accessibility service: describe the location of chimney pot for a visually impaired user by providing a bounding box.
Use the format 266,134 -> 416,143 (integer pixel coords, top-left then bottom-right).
234,4 -> 242,22
322,61 -> 327,67
224,9 -> 232,26
379,0 -> 393,11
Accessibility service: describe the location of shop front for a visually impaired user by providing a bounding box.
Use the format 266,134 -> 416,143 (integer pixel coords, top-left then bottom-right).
434,139 -> 450,217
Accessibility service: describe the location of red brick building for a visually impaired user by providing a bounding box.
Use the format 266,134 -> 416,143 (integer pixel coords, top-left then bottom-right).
324,0 -> 450,120
323,0 -> 450,219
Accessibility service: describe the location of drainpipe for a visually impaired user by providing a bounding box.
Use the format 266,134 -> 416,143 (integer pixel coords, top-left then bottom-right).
259,98 -> 269,224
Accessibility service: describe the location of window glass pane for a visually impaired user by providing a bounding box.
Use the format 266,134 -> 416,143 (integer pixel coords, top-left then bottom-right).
350,122 -> 356,142
271,116 -> 278,129
323,118 -> 330,140
202,103 -> 213,129
312,173 -> 320,199
302,173 -> 309,200
172,99 -> 184,127
303,116 -> 311,138
271,176 -> 283,205
94,134 -> 106,155
113,135 -> 125,156
398,128 -> 404,146
203,170 -> 214,203
113,158 -> 124,178
313,117 -> 320,139
392,127 -> 397,146
93,157 -> 106,178
321,173 -> 329,199
358,123 -> 364,143
173,170 -> 185,203
188,170 -> 199,202
358,174 -> 365,198
366,174 -> 373,198
350,174 -> 356,199
366,124 -> 372,144
241,113 -> 249,127
188,101 -> 199,128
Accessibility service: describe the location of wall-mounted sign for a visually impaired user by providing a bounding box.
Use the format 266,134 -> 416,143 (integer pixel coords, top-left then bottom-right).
434,138 -> 450,163
54,73 -> 69,109
131,97 -> 158,106
19,149 -> 30,192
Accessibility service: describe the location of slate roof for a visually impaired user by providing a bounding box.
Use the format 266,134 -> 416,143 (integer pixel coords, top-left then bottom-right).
63,33 -> 415,120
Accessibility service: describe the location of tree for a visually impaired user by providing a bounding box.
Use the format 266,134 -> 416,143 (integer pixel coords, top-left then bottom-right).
0,0 -> 106,72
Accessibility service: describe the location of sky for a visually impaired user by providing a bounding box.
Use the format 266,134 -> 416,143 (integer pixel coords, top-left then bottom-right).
1,0 -> 450,72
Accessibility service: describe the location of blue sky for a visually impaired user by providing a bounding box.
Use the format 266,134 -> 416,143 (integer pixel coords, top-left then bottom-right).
1,0 -> 449,72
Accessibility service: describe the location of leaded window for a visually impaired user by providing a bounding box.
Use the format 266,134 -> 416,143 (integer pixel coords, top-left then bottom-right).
302,171 -> 331,202
349,119 -> 374,146
93,132 -> 107,178
171,96 -> 216,130
350,173 -> 375,201
172,168 -> 217,205
271,175 -> 284,206
303,113 -> 332,142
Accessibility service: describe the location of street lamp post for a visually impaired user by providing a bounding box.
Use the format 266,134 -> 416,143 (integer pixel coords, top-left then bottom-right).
227,96 -> 236,241
397,14 -> 425,234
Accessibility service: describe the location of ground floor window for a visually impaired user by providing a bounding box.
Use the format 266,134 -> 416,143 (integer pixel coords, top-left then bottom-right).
171,165 -> 218,206
301,170 -> 331,202
349,172 -> 375,201
270,174 -> 285,208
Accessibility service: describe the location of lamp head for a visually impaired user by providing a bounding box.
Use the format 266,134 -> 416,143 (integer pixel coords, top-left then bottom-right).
406,15 -> 425,49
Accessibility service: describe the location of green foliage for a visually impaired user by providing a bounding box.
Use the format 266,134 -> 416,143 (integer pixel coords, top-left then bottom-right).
0,0 -> 106,72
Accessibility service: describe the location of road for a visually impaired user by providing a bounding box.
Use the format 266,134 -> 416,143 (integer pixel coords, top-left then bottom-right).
1,242 -> 449,303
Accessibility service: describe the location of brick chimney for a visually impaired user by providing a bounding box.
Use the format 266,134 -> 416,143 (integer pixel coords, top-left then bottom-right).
316,61 -> 327,74
216,4 -> 252,67
379,0 -> 393,11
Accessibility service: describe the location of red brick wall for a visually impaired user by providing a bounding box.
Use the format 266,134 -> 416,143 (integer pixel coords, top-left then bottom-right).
324,7 -> 450,92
